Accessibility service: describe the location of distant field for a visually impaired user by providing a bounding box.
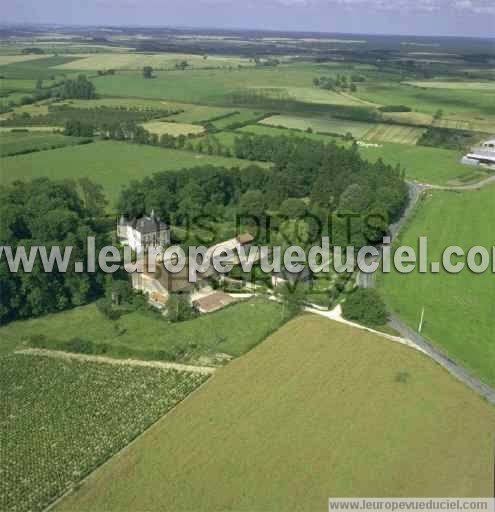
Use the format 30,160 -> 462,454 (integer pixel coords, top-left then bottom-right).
0,54 -> 54,65
363,124 -> 426,144
167,104 -> 237,123
53,52 -> 253,70
238,123 -> 341,142
0,353 -> 207,512
0,298 -> 285,362
0,131 -> 89,157
91,65 -> 373,106
0,140 -> 266,205
404,80 -> 495,91
355,82 -> 495,120
141,120 -> 204,137
211,109 -> 266,129
56,315 -> 495,511
359,142 -> 478,185
379,185 -> 495,387
260,113 -> 372,137
381,111 -> 433,126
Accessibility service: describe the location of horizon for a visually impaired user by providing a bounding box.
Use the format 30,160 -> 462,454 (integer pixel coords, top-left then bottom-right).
3,0 -> 495,39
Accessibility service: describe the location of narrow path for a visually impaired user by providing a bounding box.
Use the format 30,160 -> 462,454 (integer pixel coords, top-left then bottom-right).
15,348 -> 216,375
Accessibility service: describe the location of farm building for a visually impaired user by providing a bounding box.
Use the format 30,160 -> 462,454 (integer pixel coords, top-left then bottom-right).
193,291 -> 236,314
117,210 -> 170,253
462,137 -> 495,167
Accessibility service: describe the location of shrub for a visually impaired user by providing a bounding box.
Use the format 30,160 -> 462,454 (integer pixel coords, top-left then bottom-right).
342,288 -> 388,327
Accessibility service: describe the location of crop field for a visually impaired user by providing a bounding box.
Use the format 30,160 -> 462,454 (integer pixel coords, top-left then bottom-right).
0,353 -> 208,512
90,64 -> 368,106
0,140 -> 267,205
260,113 -> 372,137
379,185 -> 495,387
358,142 -> 478,185
0,298 -> 285,362
167,104 -> 237,123
238,123 -> 341,142
53,52 -> 254,70
141,120 -> 205,137
0,56 -> 80,80
0,54 -> 54,65
354,82 -> 495,118
0,131 -> 90,157
404,80 -> 495,91
363,124 -> 426,144
210,109 -> 266,129
55,315 -> 495,511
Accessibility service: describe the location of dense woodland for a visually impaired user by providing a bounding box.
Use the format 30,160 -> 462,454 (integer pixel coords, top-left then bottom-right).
0,178 -> 110,324
119,134 -> 408,246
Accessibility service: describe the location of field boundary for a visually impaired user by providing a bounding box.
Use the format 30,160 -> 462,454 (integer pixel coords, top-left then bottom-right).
15,348 -> 216,375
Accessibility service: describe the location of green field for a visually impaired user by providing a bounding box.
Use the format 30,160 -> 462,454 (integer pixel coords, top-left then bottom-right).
363,123 -> 426,144
379,185 -> 495,386
404,80 -> 495,91
358,142 -> 479,185
355,82 -> 495,119
0,298 -> 286,363
90,64 -> 367,106
238,123 -> 341,143
56,315 -> 495,511
0,353 -> 208,512
0,131 -> 89,156
0,140 -> 267,205
260,113 -> 372,137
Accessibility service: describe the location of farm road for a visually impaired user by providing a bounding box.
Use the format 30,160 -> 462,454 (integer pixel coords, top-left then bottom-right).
15,348 -> 216,375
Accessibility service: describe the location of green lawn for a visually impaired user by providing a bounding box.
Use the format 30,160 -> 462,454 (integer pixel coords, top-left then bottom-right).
358,142 -> 479,185
0,298 -> 286,362
0,131 -> 89,156
0,140 -> 266,206
237,123 -> 342,143
378,185 -> 495,386
56,315 -> 495,511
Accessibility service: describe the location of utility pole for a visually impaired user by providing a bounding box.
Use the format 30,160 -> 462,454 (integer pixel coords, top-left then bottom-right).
418,306 -> 425,334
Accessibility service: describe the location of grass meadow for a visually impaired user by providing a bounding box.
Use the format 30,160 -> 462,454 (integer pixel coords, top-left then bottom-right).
378,185 -> 495,386
358,142 -> 478,185
0,131 -> 89,156
0,298 -> 285,361
260,113 -> 372,137
0,140 -> 266,206
56,315 -> 495,511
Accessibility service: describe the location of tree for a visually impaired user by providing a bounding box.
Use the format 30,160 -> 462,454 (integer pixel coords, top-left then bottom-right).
36,78 -> 43,90
339,183 -> 371,214
238,189 -> 266,219
280,198 -> 307,219
342,289 -> 388,327
167,293 -> 195,322
143,66 -> 153,79
60,75 -> 96,99
277,282 -> 307,319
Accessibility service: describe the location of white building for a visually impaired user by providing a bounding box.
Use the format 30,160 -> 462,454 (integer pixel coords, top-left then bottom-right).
462,137 -> 495,167
117,210 -> 170,253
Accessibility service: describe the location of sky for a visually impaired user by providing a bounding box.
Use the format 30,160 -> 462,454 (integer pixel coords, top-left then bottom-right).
3,0 -> 495,38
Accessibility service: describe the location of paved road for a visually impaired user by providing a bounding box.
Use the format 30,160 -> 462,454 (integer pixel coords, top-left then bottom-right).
356,175 -> 495,406
388,315 -> 495,406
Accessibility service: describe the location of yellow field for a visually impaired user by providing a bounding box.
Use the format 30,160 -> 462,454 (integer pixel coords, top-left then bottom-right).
381,111 -> 434,126
0,126 -> 61,132
0,54 -> 53,65
404,80 -> 495,91
53,52 -> 253,70
364,123 -> 426,144
141,121 -> 204,137
433,116 -> 495,133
